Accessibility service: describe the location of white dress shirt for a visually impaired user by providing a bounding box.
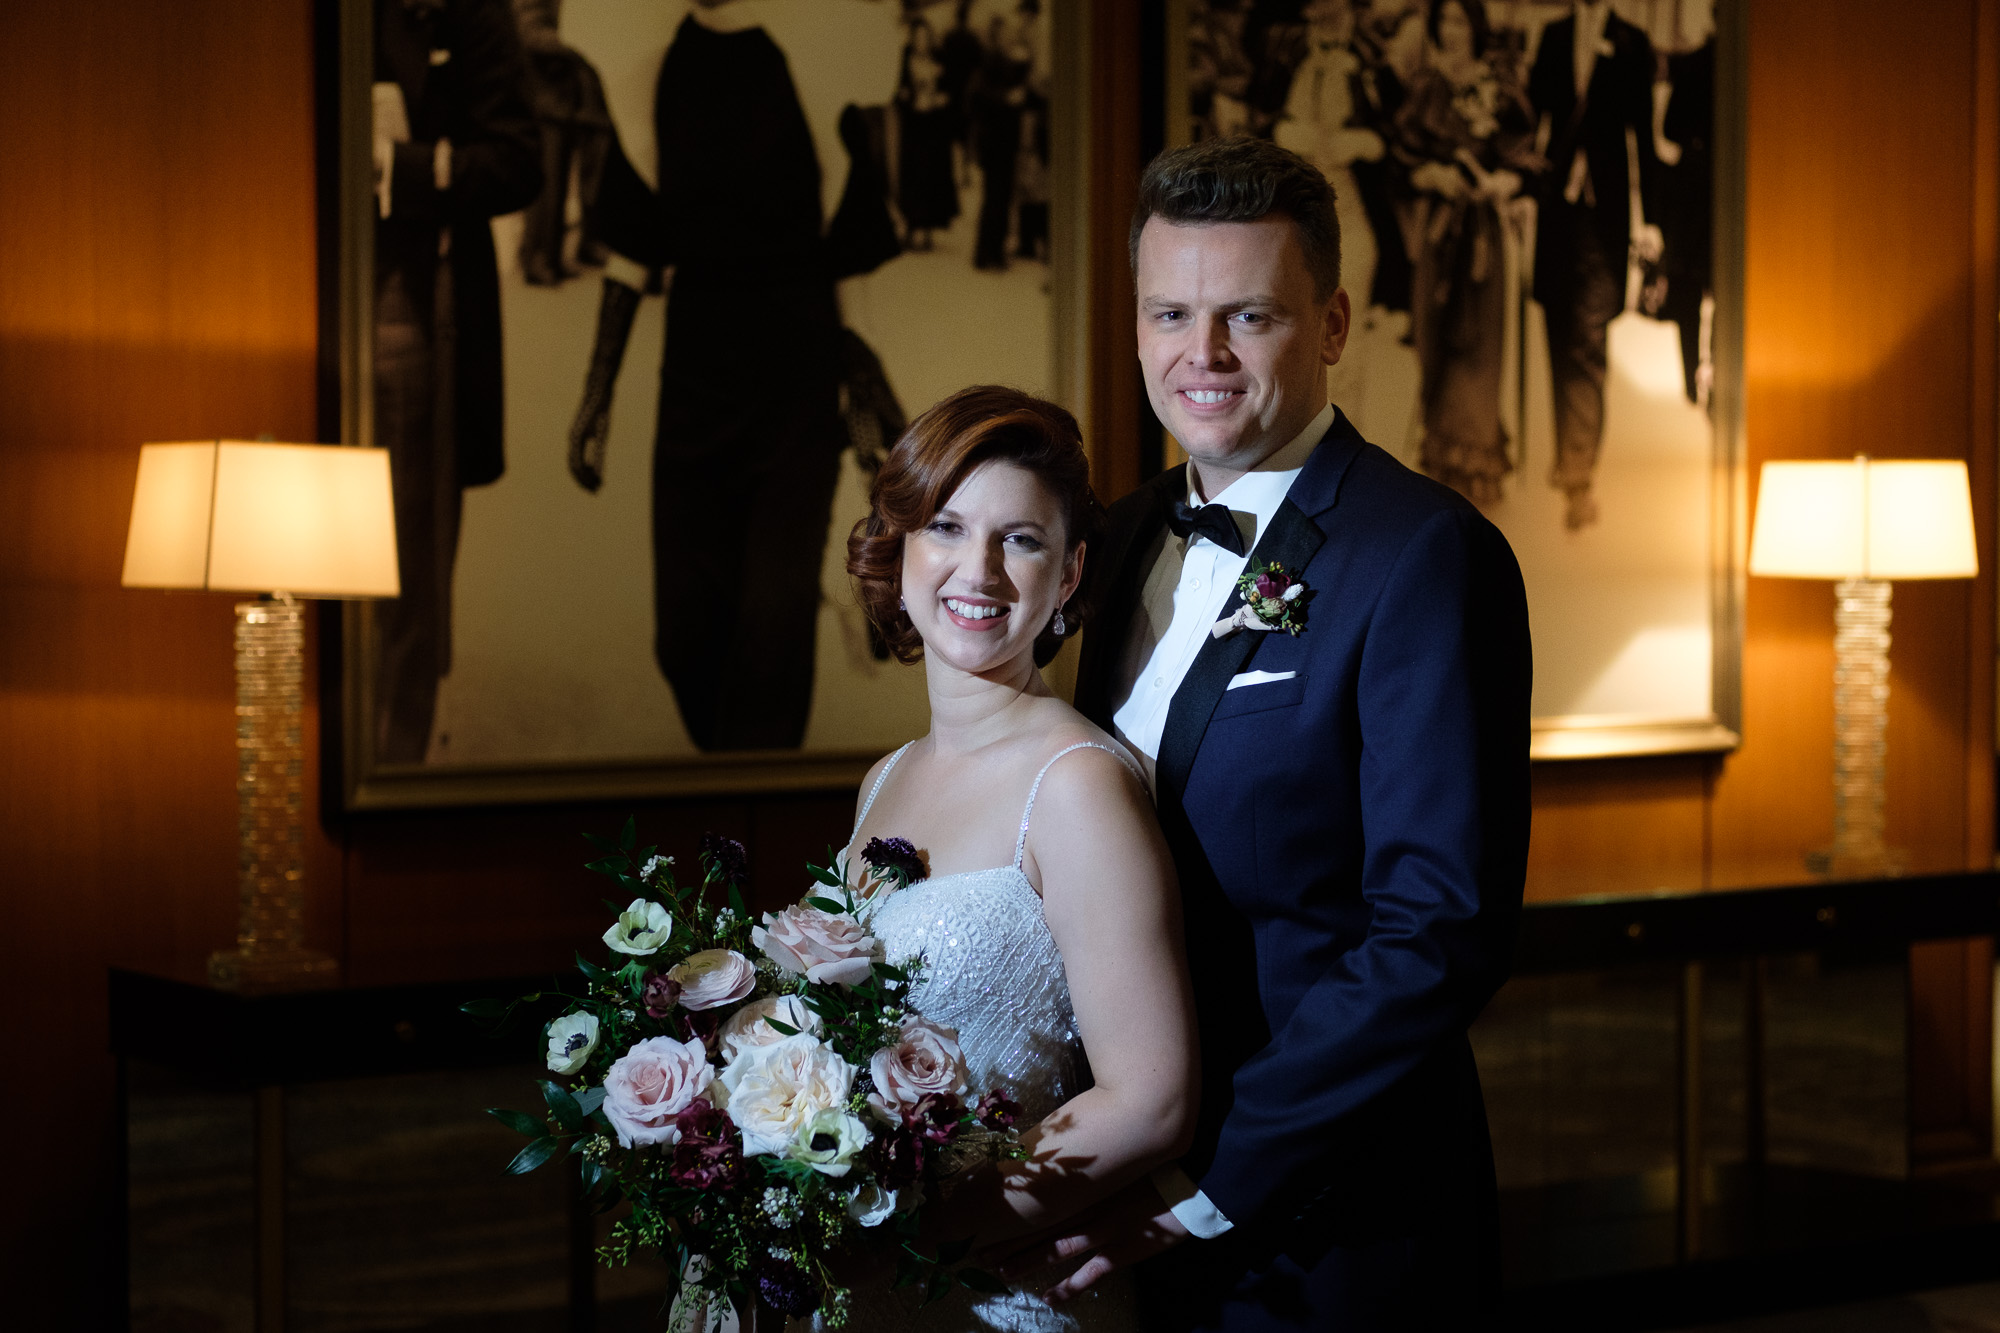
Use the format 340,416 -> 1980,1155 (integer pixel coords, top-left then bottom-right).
1109,403 -> 1334,1238
1110,404 -> 1333,787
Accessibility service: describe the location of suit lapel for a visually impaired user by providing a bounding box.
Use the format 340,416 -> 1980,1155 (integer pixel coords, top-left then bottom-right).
1153,412 -> 1367,805
1155,499 -> 1326,804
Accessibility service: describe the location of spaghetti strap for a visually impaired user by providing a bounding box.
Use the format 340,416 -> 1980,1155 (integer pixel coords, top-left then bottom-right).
853,742 -> 915,838
1014,741 -> 1148,870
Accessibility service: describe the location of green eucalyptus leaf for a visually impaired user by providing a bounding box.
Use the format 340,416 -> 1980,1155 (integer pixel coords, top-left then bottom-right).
459,997 -> 508,1018
540,1080 -> 585,1130
728,885 -> 749,919
806,896 -> 847,915
764,1018 -> 800,1037
485,1107 -> 544,1138
574,1087 -> 606,1118
505,1136 -> 562,1175
620,817 -> 637,851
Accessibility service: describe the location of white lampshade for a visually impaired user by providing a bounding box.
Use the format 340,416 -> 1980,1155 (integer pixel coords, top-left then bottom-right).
1748,456 -> 1978,580
122,441 -> 400,597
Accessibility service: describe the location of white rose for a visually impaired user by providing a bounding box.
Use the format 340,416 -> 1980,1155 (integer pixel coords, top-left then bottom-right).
545,1012 -> 600,1075
789,1108 -> 871,1177
601,1035 -> 714,1148
667,948 -> 756,1011
719,1033 -> 856,1158
604,898 -> 673,956
719,994 -> 823,1063
843,1180 -> 900,1228
867,1016 -> 971,1120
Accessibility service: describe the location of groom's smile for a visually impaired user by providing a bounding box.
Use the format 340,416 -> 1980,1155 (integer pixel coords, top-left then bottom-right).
1135,215 -> 1350,496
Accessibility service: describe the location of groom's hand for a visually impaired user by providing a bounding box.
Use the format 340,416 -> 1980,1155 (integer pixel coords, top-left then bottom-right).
996,1178 -> 1191,1304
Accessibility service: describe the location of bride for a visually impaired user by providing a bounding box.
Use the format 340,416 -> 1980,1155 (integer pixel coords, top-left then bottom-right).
822,384 -> 1199,1331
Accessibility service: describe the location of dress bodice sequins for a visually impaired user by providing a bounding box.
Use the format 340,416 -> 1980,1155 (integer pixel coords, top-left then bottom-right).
810,742 -> 1144,1333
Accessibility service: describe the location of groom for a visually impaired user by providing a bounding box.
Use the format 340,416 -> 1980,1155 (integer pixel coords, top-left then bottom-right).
1048,137 -> 1532,1328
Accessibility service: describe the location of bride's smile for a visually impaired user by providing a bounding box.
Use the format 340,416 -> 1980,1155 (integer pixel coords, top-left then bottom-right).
901,459 -> 1082,679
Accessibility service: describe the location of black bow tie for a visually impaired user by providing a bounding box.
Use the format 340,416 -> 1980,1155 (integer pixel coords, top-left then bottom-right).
1167,501 -> 1246,557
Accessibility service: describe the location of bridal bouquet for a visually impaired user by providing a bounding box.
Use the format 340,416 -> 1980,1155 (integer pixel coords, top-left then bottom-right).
472,824 -> 1022,1326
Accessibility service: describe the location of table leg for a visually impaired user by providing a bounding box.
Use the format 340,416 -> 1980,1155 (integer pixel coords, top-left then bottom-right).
255,1084 -> 286,1333
1678,959 -> 1704,1262
114,1056 -> 131,1331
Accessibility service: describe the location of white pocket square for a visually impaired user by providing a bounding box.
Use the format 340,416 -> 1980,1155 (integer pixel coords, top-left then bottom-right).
1226,670 -> 1297,691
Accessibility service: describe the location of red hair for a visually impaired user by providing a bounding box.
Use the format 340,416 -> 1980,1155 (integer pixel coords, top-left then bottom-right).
847,385 -> 1102,666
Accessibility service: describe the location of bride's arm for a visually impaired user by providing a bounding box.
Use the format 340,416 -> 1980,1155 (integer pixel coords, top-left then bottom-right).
937,747 -> 1198,1244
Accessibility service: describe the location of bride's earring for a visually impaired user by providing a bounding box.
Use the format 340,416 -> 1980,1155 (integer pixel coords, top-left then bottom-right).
899,597 -> 906,612
1051,608 -> 1067,636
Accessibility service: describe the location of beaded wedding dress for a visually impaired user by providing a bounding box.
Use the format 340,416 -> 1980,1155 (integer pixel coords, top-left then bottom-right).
814,741 -> 1146,1333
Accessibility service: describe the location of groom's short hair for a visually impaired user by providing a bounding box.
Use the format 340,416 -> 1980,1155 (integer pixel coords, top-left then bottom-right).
1129,137 -> 1342,298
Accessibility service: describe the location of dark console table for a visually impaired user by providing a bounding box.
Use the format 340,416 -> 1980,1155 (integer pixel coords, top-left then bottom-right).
108,969 -> 577,1333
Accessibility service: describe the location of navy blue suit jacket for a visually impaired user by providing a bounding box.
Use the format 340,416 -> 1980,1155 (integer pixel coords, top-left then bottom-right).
1075,413 -> 1531,1254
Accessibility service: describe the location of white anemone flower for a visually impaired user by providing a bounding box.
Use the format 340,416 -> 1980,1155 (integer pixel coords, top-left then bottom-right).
604,898 -> 673,956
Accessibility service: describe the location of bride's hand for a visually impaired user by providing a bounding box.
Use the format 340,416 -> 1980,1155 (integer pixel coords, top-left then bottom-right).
990,1177 -> 1190,1303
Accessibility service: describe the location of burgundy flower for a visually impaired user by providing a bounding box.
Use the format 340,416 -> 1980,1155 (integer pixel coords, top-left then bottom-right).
700,833 -> 749,885
865,1120 -> 925,1191
862,836 -> 927,886
667,1099 -> 744,1191
754,1258 -> 820,1317
906,1092 -> 965,1146
975,1089 -> 1021,1132
1253,570 -> 1291,600
641,970 -> 682,1020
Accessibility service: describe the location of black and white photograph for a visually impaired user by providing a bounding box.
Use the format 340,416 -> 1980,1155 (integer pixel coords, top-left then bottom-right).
1181,0 -> 1735,754
351,0 -> 1065,801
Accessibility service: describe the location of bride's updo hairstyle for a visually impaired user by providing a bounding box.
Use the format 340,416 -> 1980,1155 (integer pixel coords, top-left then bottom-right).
849,384 -> 1103,668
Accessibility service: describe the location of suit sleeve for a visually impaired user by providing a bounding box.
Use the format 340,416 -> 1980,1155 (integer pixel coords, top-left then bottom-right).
1194,507 -> 1531,1228
389,0 -> 541,224
1622,33 -> 1665,229
1523,29 -> 1565,194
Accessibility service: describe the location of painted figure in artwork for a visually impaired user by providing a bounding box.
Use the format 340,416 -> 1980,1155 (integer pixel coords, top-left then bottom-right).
1396,0 -> 1538,507
370,0 -> 541,763
566,0 -> 901,753
1526,0 -> 1662,530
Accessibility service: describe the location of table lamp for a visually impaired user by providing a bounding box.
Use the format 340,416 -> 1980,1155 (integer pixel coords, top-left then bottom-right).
122,441 -> 399,989
1748,455 -> 1978,878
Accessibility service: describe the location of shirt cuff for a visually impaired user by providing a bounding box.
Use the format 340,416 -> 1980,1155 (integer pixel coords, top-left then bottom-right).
1151,1164 -> 1233,1239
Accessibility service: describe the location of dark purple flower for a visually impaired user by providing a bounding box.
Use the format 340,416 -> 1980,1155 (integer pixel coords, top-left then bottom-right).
975,1089 -> 1021,1132
641,970 -> 682,1020
906,1093 -> 965,1146
1253,569 -> 1291,601
754,1258 -> 820,1317
700,833 -> 749,885
668,1098 -> 744,1190
862,836 -> 927,886
865,1119 -> 925,1190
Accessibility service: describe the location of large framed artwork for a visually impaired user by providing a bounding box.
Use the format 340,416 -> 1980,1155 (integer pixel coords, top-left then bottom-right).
1167,0 -> 1745,759
331,0 -> 1093,808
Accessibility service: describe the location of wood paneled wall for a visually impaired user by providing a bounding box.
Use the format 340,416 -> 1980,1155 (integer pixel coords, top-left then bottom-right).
2,0 -> 1996,1318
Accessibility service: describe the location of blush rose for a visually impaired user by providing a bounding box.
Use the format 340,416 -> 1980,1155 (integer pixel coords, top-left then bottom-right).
602,1035 -> 715,1148
752,903 -> 879,987
867,1016 -> 970,1120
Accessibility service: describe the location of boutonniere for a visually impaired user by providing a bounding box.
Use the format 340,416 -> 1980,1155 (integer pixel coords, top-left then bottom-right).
1210,562 -> 1312,640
